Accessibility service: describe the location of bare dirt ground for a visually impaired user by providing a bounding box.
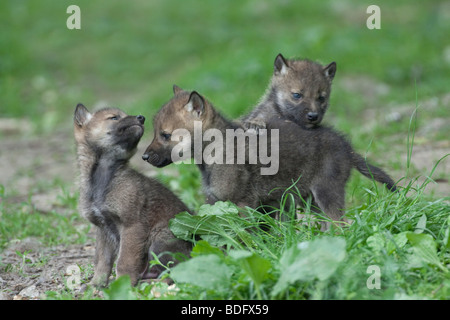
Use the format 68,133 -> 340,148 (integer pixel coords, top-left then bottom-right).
0,107 -> 448,299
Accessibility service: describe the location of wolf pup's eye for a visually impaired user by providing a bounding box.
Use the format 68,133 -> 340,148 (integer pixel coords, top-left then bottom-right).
109,116 -> 119,120
161,132 -> 172,141
292,92 -> 303,100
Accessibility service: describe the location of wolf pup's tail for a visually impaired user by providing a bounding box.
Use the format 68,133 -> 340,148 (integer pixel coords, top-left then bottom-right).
351,152 -> 397,192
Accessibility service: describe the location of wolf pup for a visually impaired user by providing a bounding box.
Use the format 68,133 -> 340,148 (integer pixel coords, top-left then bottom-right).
143,87 -> 396,229
242,53 -> 336,131
74,104 -> 191,286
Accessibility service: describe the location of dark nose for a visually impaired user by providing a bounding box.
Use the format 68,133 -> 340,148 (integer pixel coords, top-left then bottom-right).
137,115 -> 145,124
142,153 -> 150,161
307,112 -> 319,122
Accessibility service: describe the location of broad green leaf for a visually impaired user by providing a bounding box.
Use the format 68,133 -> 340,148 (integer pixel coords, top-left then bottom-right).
169,211 -> 229,245
414,214 -> 427,234
387,232 -> 409,254
170,254 -> 233,291
198,201 -> 239,216
169,202 -> 243,246
406,232 -> 447,272
367,233 -> 385,252
169,211 -> 200,240
191,240 -> 224,258
228,250 -> 253,260
229,250 -> 271,286
272,237 -> 346,296
103,275 -> 135,300
393,232 -> 409,248
201,234 -> 230,247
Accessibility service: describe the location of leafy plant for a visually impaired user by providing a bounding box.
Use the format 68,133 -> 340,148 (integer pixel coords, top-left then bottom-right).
103,275 -> 136,300
171,254 -> 234,293
406,232 -> 447,273
165,184 -> 449,300
272,237 -> 347,296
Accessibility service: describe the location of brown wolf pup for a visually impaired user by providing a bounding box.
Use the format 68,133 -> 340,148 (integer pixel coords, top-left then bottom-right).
242,53 -> 336,130
142,87 -> 397,229
74,104 -> 191,287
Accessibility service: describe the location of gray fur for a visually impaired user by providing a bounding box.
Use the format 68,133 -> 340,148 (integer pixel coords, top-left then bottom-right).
143,89 -> 396,230
74,104 -> 191,286
242,53 -> 336,130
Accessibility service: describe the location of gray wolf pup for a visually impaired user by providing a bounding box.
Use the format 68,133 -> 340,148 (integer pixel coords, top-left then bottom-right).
142,87 -> 396,229
74,104 -> 191,286
242,53 -> 336,130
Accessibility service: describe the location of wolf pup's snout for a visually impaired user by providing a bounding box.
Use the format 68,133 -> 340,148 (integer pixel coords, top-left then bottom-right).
142,151 -> 161,164
137,115 -> 145,124
307,112 -> 319,122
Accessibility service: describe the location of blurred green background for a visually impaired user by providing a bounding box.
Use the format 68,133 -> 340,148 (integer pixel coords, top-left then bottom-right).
0,0 -> 449,139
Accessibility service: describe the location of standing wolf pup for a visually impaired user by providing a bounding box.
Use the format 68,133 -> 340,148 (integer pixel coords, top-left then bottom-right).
242,53 -> 336,131
143,87 -> 396,229
74,104 -> 191,287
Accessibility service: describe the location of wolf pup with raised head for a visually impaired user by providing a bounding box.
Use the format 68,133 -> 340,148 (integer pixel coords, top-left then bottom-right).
242,53 -> 336,130
143,87 -> 396,229
74,104 -> 191,287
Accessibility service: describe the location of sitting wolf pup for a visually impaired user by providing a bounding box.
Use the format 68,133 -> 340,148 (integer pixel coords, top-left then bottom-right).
242,53 -> 336,131
73,104 -> 191,287
142,87 -> 396,229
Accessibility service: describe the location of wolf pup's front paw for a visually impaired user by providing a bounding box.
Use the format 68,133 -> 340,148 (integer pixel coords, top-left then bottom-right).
243,118 -> 267,135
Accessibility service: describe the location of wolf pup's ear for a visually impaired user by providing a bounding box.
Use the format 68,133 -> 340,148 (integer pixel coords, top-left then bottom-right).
323,62 -> 337,81
274,53 -> 289,75
74,103 -> 92,127
185,91 -> 205,118
173,84 -> 184,95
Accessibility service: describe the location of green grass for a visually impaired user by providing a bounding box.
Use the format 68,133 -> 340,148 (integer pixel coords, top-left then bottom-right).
106,168 -> 449,300
0,186 -> 88,249
77,183 -> 449,300
0,0 -> 449,300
